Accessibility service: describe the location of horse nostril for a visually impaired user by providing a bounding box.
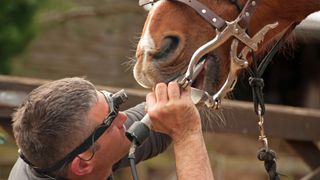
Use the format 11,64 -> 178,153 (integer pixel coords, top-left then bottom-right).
154,36 -> 180,60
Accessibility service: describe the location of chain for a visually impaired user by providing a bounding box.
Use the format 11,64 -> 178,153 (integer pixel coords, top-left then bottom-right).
257,108 -> 268,149
256,106 -> 280,180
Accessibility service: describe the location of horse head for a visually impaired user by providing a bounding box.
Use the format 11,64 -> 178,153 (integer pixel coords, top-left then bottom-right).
134,0 -> 320,98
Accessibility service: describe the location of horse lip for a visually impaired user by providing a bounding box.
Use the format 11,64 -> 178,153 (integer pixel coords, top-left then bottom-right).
133,64 -> 153,88
137,80 -> 152,88
134,75 -> 152,88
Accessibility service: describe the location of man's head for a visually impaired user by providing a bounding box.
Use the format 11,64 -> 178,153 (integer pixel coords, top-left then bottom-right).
12,77 -> 129,179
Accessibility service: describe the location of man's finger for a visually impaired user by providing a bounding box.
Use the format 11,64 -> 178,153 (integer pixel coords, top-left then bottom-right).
168,81 -> 180,100
155,83 -> 168,103
146,92 -> 156,111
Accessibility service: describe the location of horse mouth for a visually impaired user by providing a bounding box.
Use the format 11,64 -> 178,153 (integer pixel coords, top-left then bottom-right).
133,54 -> 220,96
190,54 -> 221,94
134,39 -> 221,93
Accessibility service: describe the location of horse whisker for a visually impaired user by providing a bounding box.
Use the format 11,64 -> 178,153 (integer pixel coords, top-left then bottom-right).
123,56 -> 136,71
197,105 -> 226,133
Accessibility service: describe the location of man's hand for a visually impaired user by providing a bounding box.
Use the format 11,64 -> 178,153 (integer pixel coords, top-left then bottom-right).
146,82 -> 214,180
146,81 -> 201,143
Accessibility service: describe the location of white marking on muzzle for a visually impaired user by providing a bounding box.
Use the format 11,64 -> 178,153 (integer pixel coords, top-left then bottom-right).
135,1 -> 164,88
139,1 -> 163,66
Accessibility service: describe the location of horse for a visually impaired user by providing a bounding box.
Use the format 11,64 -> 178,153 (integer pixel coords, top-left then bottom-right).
133,0 -> 320,101
132,1 -> 320,179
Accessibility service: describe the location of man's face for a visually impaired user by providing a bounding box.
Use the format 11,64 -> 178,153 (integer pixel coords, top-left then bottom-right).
87,91 -> 130,172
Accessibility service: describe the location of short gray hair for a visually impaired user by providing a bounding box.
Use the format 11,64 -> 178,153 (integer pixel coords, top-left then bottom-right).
12,77 -> 98,168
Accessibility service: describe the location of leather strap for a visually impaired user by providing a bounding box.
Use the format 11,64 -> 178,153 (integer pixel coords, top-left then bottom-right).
139,0 -> 227,31
139,0 -> 155,6
238,0 -> 261,29
175,0 -> 227,31
138,0 -> 261,31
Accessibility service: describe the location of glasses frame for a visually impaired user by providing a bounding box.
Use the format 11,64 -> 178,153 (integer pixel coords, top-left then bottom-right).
19,90 -> 122,178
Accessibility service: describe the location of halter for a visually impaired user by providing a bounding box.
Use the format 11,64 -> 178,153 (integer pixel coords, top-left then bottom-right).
139,0 -> 279,109
141,0 -> 256,31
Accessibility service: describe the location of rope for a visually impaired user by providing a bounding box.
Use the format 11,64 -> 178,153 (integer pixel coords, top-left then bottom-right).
248,76 -> 265,115
257,148 -> 280,180
247,23 -> 298,116
247,24 -> 298,180
248,52 -> 280,180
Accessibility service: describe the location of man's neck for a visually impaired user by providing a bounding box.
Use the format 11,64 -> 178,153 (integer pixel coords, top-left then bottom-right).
73,168 -> 112,180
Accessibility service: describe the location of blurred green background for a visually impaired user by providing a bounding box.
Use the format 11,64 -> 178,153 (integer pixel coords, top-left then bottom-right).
0,0 -> 319,179
0,0 -> 42,73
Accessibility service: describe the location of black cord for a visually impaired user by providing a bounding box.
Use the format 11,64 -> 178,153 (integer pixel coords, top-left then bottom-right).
257,148 -> 280,180
129,158 -> 139,180
246,24 -> 298,180
248,54 -> 266,116
128,140 -> 139,180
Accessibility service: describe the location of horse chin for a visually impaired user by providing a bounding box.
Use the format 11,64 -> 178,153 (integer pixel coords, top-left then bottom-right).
133,66 -> 153,89
134,74 -> 155,89
136,79 -> 152,89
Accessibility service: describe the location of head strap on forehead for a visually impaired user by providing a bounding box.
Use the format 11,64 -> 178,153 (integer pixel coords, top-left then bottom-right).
138,0 -> 228,31
139,0 -> 261,31
139,0 -> 159,6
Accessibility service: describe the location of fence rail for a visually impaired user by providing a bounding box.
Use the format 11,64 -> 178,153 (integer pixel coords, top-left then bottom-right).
0,75 -> 319,179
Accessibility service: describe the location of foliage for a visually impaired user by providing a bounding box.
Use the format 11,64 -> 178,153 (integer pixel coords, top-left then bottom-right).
0,0 -> 43,74
0,133 -> 5,145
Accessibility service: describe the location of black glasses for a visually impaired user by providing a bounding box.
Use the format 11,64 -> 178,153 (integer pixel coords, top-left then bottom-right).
19,89 -> 128,178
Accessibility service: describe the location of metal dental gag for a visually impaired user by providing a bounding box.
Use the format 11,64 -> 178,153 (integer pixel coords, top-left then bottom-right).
179,19 -> 278,109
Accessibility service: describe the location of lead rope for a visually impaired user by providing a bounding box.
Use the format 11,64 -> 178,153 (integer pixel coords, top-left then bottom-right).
248,54 -> 280,180
247,24 -> 297,180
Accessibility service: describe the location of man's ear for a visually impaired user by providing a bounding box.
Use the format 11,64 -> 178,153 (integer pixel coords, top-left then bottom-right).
70,156 -> 93,176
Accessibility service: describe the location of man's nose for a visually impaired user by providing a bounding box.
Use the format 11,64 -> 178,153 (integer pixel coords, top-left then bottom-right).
114,112 -> 127,129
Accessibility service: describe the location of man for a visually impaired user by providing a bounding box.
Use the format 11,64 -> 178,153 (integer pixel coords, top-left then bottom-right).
9,77 -> 213,179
